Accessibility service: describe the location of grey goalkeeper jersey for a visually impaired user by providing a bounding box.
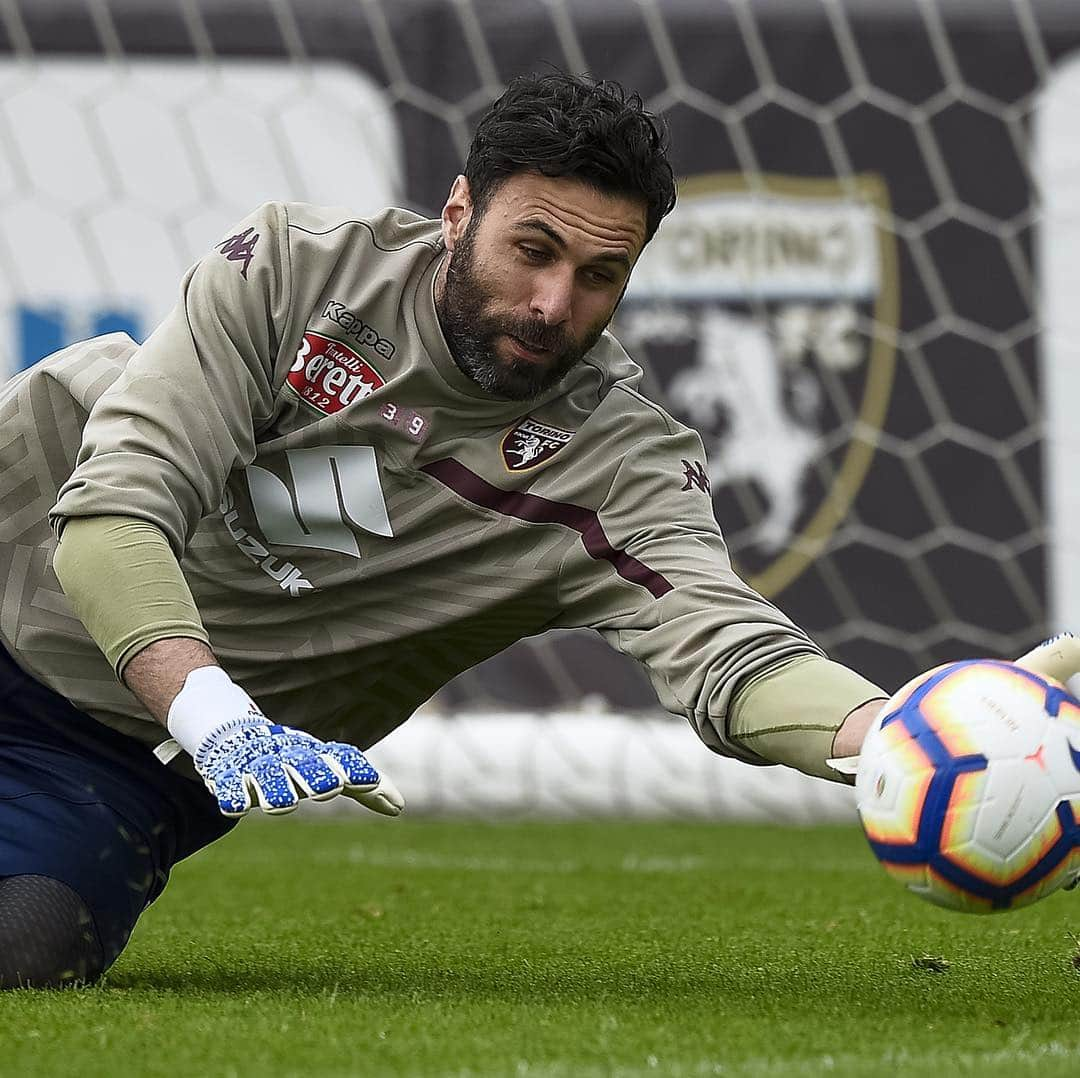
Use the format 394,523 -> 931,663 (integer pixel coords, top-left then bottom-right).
0,201 -> 825,762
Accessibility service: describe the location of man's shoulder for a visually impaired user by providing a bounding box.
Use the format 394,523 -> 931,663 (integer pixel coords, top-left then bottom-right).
560,331 -> 690,441
281,202 -> 442,254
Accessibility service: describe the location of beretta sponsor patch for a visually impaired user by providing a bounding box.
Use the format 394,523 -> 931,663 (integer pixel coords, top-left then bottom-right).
287,331 -> 384,415
501,417 -> 574,471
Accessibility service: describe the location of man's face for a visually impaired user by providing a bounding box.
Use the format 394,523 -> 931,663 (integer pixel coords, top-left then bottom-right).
435,172 -> 648,401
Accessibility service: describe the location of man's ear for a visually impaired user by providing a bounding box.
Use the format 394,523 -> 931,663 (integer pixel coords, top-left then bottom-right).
441,175 -> 473,253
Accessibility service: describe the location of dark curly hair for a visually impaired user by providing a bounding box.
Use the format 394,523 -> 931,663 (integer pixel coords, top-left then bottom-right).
464,72 -> 677,244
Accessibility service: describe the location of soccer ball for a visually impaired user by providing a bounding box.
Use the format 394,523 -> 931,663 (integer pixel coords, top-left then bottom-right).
855,658 -> 1080,913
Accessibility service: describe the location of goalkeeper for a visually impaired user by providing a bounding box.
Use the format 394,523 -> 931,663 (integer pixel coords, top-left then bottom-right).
0,71 -> 899,987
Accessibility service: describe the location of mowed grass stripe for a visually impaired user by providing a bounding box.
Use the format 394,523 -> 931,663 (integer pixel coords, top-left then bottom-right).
1,818 -> 1079,1077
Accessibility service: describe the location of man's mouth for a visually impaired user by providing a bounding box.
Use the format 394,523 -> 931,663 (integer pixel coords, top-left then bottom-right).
506,334 -> 551,360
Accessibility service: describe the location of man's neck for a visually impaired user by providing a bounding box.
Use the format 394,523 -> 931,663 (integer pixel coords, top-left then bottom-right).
432,252 -> 449,311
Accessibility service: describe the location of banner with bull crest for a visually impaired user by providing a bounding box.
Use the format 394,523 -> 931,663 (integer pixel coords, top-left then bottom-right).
617,173 -> 898,600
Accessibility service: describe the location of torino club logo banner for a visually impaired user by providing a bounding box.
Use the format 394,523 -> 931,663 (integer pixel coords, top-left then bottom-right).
617,173 -> 898,600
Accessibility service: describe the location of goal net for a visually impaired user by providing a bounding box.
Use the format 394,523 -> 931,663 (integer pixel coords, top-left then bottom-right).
0,0 -> 1067,817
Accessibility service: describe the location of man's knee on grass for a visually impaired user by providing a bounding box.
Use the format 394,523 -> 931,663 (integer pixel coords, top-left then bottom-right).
0,875 -> 105,988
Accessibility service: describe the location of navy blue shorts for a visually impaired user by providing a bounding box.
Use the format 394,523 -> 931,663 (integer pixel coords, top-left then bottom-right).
0,645 -> 234,966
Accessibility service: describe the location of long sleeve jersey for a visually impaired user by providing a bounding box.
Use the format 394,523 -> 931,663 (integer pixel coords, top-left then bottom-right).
0,201 -> 839,764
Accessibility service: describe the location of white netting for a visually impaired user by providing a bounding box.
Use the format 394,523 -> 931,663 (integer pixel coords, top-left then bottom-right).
0,0 -> 1067,816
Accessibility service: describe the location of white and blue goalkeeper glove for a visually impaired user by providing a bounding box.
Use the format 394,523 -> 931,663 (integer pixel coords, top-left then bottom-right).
166,666 -> 404,818
1014,631 -> 1080,684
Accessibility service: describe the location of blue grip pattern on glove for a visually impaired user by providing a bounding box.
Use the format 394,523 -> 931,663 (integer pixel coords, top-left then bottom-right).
195,720 -> 380,817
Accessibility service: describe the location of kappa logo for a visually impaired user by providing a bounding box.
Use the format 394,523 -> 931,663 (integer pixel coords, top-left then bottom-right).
247,445 -> 393,560
287,332 -> 385,415
501,418 -> 574,472
321,300 -> 396,359
680,460 -> 710,494
216,227 -> 259,279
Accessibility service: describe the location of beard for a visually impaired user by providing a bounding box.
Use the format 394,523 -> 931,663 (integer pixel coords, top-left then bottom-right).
435,223 -> 607,401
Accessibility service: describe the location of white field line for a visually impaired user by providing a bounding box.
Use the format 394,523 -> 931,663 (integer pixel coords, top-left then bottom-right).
338,847 -> 869,876
238,837 -> 873,876
342,847 -> 709,875
434,1039 -> 1080,1078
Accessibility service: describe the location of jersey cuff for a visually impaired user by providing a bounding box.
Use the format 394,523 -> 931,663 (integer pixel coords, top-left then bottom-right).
727,655 -> 887,780
52,515 -> 209,678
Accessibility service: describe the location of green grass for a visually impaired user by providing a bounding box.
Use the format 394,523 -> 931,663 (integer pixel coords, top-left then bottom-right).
3,818 -> 1080,1076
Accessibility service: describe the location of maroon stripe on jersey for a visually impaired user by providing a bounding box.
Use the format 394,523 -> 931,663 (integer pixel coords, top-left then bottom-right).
420,458 -> 673,599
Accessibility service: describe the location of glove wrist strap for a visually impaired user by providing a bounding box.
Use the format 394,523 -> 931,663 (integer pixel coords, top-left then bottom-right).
166,666 -> 262,757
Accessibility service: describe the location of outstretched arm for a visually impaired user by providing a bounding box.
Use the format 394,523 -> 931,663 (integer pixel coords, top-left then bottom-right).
49,201 -> 404,819
551,414 -> 892,783
54,513 -> 404,818
724,655 -> 888,781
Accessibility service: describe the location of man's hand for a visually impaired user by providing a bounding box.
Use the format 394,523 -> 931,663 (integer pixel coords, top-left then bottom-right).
829,698 -> 889,764
1014,631 -> 1080,684
166,665 -> 404,818
827,632 -> 1080,779
192,717 -> 404,818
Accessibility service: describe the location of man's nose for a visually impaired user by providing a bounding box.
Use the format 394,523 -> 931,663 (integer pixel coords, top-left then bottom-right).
529,270 -> 573,325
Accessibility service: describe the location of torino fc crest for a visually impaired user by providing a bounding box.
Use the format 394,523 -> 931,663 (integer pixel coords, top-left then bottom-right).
501,418 -> 574,472
617,174 -> 898,599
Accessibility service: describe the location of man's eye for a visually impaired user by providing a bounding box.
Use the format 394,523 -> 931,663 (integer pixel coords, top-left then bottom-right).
587,270 -> 615,285
521,246 -> 548,262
